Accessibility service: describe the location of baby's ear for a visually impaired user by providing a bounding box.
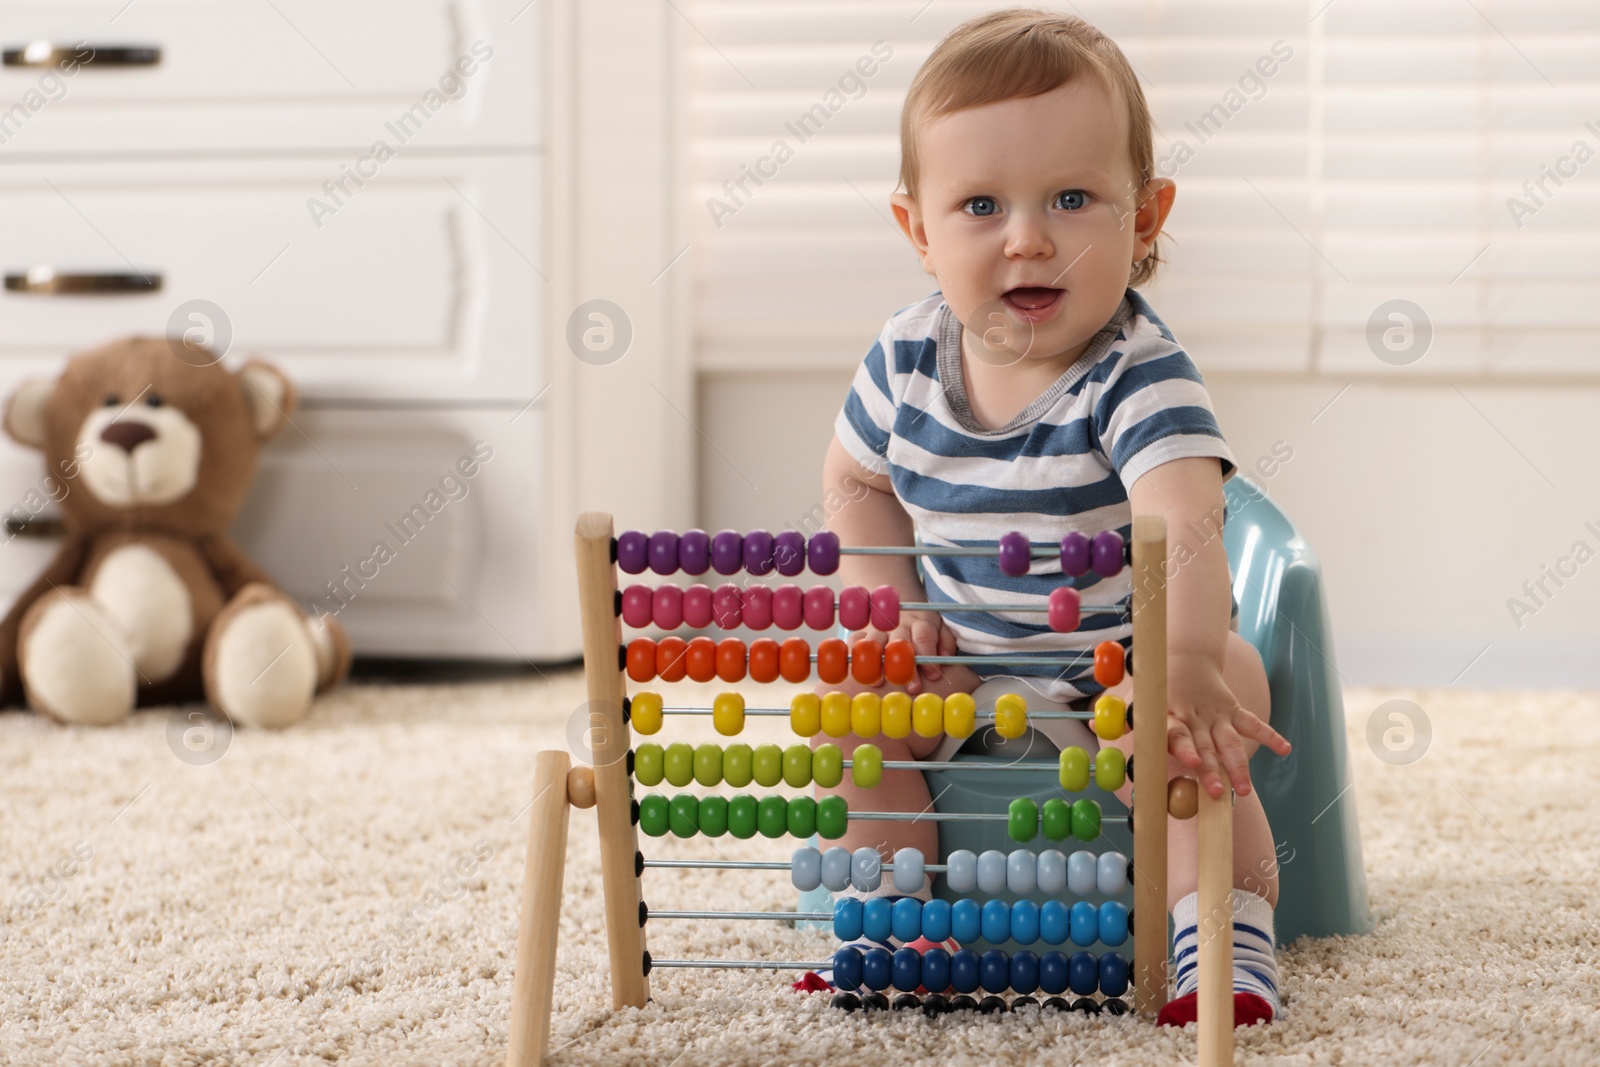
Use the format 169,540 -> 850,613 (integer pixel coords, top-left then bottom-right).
3,379 -> 55,450
237,360 -> 298,441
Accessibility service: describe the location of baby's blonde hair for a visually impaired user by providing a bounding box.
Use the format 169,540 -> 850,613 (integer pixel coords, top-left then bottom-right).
898,7 -> 1164,287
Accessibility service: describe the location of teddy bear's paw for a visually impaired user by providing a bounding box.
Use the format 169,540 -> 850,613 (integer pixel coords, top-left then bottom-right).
19,589 -> 137,726
207,599 -> 320,729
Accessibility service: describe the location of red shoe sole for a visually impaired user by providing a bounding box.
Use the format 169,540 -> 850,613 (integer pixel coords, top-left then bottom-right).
1157,990 -> 1275,1028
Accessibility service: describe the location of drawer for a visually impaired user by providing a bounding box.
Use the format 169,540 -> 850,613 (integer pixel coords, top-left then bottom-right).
0,155 -> 542,402
0,0 -> 539,153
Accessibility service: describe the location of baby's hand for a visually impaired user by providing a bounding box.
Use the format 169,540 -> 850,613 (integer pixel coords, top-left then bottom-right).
851,613 -> 961,696
1166,653 -> 1292,799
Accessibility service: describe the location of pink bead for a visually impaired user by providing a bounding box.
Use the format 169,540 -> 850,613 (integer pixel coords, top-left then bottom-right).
652,585 -> 683,630
712,583 -> 743,629
870,586 -> 900,631
838,586 -> 871,632
803,585 -> 835,631
683,584 -> 714,629
621,584 -> 653,628
772,584 -> 804,630
1048,587 -> 1080,633
742,585 -> 773,630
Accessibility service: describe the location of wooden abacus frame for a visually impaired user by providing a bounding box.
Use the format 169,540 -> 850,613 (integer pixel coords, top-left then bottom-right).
505,513 -> 1237,1067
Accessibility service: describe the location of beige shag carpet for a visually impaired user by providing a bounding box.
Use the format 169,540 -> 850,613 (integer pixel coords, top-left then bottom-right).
2,668 -> 1597,1067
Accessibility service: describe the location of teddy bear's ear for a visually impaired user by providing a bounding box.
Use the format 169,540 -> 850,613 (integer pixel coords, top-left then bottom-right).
4,379 -> 55,450
237,360 -> 298,441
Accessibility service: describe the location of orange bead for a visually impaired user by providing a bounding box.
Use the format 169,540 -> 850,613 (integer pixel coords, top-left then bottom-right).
851,638 -> 882,685
685,636 -> 718,683
1094,640 -> 1125,688
626,638 -> 657,683
779,637 -> 811,683
748,638 -> 779,683
883,639 -> 916,686
716,638 -> 747,683
656,636 -> 688,682
817,637 -> 849,685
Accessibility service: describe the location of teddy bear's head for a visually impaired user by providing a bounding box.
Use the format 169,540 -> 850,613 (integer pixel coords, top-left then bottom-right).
3,337 -> 296,536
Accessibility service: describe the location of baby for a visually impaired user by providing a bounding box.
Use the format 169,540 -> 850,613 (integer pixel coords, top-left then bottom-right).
812,9 -> 1293,1025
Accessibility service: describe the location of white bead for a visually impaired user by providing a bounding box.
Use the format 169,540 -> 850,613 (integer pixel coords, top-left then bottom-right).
945,849 -> 977,894
977,849 -> 1008,896
791,847 -> 821,892
850,846 -> 882,891
1098,850 -> 1129,895
1068,849 -> 1098,896
1036,850 -> 1067,894
1006,849 -> 1037,895
820,846 -> 853,892
892,848 -> 925,894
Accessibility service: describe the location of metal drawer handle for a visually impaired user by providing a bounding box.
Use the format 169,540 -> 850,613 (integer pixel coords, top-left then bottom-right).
2,42 -> 160,68
4,268 -> 162,295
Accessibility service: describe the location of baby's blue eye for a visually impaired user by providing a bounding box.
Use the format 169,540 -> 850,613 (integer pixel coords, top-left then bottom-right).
1056,190 -> 1089,211
964,196 -> 997,217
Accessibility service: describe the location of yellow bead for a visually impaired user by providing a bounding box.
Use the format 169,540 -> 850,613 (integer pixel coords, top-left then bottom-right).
945,692 -> 977,738
821,692 -> 853,738
789,693 -> 821,738
1095,746 -> 1126,791
630,691 -> 663,735
851,692 -> 882,738
1059,746 -> 1090,792
1092,694 -> 1126,740
712,692 -> 745,737
912,693 -> 944,737
880,692 -> 912,739
994,693 -> 1028,740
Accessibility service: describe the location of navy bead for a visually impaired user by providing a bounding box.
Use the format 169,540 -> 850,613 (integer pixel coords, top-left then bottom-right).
678,529 -> 710,575
922,899 -> 952,944
892,898 -> 922,944
921,947 -> 951,994
950,949 -> 981,994
773,530 -> 806,576
1068,951 -> 1099,996
862,897 -> 893,944
833,898 -> 863,942
1099,952 -> 1130,998
1011,900 -> 1040,946
1009,950 -> 1040,995
862,946 -> 894,991
833,947 -> 864,991
743,530 -> 775,576
710,530 -> 743,575
616,530 -> 649,574
648,530 -> 679,575
1039,951 -> 1070,995
981,899 -> 1010,945
951,899 -> 982,944
892,947 -> 922,992
1039,900 -> 1070,945
998,531 -> 1032,577
979,950 -> 1010,994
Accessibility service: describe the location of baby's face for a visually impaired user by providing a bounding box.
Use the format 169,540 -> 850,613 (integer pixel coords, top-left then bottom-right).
892,77 -> 1172,368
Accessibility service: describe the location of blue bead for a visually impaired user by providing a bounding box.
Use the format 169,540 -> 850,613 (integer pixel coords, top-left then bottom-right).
922,899 -> 952,944
1099,952 -> 1130,998
1010,900 -> 1040,946
892,898 -> 922,944
951,899 -> 982,944
1068,951 -> 1099,996
862,946 -> 894,991
863,897 -> 893,944
833,898 -> 863,942
980,949 -> 1010,994
1098,901 -> 1129,947
1009,950 -> 1039,995
950,949 -> 981,994
892,947 -> 922,992
1070,901 -> 1099,947
1039,951 -> 1070,995
921,947 -> 951,994
981,899 -> 1011,945
1039,900 -> 1070,946
833,947 -> 864,991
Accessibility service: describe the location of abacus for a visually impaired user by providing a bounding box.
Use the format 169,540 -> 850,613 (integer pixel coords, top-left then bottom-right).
506,514 -> 1240,1067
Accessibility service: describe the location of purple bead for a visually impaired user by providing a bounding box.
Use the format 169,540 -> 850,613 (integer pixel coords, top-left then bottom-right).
743,530 -> 775,576
711,530 -> 743,575
648,530 -> 679,575
616,530 -> 649,574
1091,530 -> 1125,578
1059,533 -> 1090,577
808,532 -> 840,576
998,531 -> 1032,578
774,530 -> 807,576
679,529 -> 710,576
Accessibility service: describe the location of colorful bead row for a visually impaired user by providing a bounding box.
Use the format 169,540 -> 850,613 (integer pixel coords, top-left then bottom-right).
791,845 -> 1128,898
831,896 -> 1129,950
636,793 -> 849,840
634,741 -> 881,790
999,530 -> 1127,579
619,583 -> 901,633
832,945 -> 1128,999
616,529 -> 839,577
784,692 -> 1128,745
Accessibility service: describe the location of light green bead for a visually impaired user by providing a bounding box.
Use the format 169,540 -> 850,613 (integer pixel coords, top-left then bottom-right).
812,744 -> 843,789
782,744 -> 813,788
633,743 -> 664,787
1094,747 -> 1126,792
723,743 -> 753,787
752,743 -> 784,788
1059,746 -> 1090,793
663,742 -> 695,788
851,744 -> 883,789
693,743 -> 723,787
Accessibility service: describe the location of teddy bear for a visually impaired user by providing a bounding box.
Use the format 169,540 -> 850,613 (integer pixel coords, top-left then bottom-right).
0,336 -> 351,728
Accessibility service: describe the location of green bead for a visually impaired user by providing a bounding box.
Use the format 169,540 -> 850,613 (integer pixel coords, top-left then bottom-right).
669,794 -> 698,838
1041,798 -> 1072,841
812,744 -> 843,789
757,794 -> 789,839
723,744 -> 753,788
1095,747 -> 1126,792
1071,798 -> 1102,841
851,744 -> 883,789
1058,746 -> 1090,792
751,743 -> 784,788
782,744 -> 813,788
637,793 -> 669,837
1008,797 -> 1039,842
663,742 -> 695,788
787,796 -> 817,839
816,795 -> 849,840
699,795 -> 728,837
727,794 -> 759,839
633,744 -> 664,787
693,743 -> 723,787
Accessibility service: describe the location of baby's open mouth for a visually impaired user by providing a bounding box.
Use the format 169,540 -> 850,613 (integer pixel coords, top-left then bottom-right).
1001,286 -> 1063,315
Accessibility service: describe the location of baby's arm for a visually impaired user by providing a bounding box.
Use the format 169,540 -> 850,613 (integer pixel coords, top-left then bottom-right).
1127,457 -> 1291,796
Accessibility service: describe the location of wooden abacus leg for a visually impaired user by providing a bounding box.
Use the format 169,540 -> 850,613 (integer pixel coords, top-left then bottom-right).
507,750 -> 574,1067
1197,788 -> 1235,1067
1130,515 -> 1169,1017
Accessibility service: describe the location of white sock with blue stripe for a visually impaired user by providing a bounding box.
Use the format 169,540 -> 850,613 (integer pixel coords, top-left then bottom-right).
1171,888 -> 1284,1020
